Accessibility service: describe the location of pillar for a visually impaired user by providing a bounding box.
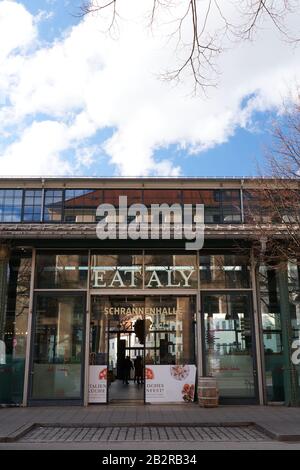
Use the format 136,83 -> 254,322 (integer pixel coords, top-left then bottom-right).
277,267 -> 299,406
0,245 -> 10,342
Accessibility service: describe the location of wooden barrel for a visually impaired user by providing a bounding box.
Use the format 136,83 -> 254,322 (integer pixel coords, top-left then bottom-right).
198,377 -> 219,407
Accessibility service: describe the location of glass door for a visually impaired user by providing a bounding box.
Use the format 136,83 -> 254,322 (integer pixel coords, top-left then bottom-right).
202,292 -> 258,403
29,293 -> 86,403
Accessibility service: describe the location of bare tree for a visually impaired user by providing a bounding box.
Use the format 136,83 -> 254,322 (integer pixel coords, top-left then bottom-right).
80,1 -> 300,91
243,97 -> 300,268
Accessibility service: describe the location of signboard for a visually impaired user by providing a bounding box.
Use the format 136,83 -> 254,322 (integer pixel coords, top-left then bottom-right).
145,365 -> 196,403
88,366 -> 107,403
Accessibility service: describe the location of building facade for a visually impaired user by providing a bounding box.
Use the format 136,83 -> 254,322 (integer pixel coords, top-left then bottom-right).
0,177 -> 299,407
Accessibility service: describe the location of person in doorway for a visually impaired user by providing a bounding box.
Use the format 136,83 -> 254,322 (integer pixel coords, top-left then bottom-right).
134,355 -> 143,385
122,356 -> 133,385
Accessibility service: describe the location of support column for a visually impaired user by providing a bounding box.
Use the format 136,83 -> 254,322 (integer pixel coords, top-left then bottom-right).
0,245 -> 10,342
277,267 -> 299,406
251,248 -> 266,405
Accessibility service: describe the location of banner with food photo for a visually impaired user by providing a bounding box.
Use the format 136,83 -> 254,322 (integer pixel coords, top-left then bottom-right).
145,365 -> 196,403
88,366 -> 107,403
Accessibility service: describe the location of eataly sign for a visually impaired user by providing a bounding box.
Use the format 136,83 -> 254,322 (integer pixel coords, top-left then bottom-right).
91,266 -> 195,288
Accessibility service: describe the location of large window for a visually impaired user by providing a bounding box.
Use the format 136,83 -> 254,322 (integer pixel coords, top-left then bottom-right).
200,253 -> 251,289
36,252 -> 88,289
0,187 -> 245,224
244,189 -> 300,224
64,189 -> 101,223
90,252 -> 143,289
144,252 -> 198,289
43,190 -> 63,222
145,296 -> 196,365
30,294 -> 85,401
0,250 -> 31,404
23,190 -> 42,222
203,293 -> 257,399
0,190 -> 22,222
259,265 -> 284,402
183,189 -> 241,223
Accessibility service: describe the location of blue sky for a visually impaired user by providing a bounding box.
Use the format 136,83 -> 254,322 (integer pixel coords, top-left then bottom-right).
0,1 -> 299,177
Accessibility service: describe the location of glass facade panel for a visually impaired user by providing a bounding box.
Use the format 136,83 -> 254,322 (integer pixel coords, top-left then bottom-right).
288,261 -> 300,401
244,189 -> 299,224
0,190 -> 22,222
103,189 -> 143,205
144,190 -> 182,205
259,265 -> 285,401
23,190 -> 42,222
183,189 -> 241,223
90,252 -> 143,289
144,252 -> 197,289
203,293 -> 256,398
200,254 -> 251,289
43,190 -> 63,222
145,296 -> 196,365
0,251 -> 31,404
36,252 -> 88,289
64,189 -> 102,223
30,295 -> 85,400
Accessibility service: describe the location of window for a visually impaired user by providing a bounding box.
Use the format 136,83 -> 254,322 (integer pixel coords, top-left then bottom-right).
0,190 -> 22,222
183,189 -> 241,224
200,253 -> 251,288
43,190 -> 63,222
0,251 -> 31,404
30,294 -> 85,400
36,252 -> 89,289
90,252 -> 143,289
23,190 -> 42,222
144,252 -> 197,289
64,189 -> 102,223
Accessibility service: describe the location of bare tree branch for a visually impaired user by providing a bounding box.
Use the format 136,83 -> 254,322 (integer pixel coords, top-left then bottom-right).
80,1 -> 300,91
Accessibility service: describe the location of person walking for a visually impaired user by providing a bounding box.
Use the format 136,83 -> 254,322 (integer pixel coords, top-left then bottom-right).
134,355 -> 143,385
122,356 -> 133,385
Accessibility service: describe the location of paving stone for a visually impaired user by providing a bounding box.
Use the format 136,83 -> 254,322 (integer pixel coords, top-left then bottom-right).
17,424 -> 269,443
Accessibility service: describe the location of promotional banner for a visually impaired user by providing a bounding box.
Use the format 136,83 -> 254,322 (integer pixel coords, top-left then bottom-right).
145,365 -> 196,403
88,366 -> 107,403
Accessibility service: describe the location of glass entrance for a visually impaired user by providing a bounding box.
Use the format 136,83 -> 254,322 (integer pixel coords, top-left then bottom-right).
89,295 -> 197,404
202,292 -> 258,403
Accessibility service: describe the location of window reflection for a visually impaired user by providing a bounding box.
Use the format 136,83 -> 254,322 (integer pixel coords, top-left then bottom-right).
0,251 -> 31,404
144,252 -> 197,289
43,190 -> 63,222
200,254 -> 250,288
31,295 -> 85,400
90,252 -> 143,289
259,265 -> 284,401
36,252 -> 88,289
0,190 -> 22,222
203,293 -> 256,398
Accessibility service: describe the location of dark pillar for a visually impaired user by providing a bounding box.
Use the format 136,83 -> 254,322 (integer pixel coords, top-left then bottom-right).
0,245 -> 10,341
277,267 -> 299,406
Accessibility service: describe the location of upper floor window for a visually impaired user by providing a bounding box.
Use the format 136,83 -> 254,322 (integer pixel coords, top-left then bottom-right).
64,189 -> 101,223
200,253 -> 251,288
23,190 -> 42,222
43,190 -> 63,222
0,189 -> 22,222
243,189 -> 300,224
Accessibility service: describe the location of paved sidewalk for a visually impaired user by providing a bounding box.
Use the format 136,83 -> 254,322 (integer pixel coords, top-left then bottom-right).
1,405 -> 300,443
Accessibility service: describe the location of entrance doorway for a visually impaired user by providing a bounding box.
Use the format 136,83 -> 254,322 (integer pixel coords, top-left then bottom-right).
108,331 -> 144,402
89,294 -> 197,404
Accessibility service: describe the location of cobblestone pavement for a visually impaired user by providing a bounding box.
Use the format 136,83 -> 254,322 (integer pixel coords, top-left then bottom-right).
19,424 -> 268,443
2,404 -> 300,445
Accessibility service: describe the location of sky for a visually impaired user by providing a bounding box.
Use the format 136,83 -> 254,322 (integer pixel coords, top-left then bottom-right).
0,0 -> 300,178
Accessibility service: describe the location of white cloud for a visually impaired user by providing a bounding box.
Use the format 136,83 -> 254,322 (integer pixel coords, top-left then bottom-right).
0,0 -> 36,60
0,120 -> 72,175
0,1 -> 300,176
